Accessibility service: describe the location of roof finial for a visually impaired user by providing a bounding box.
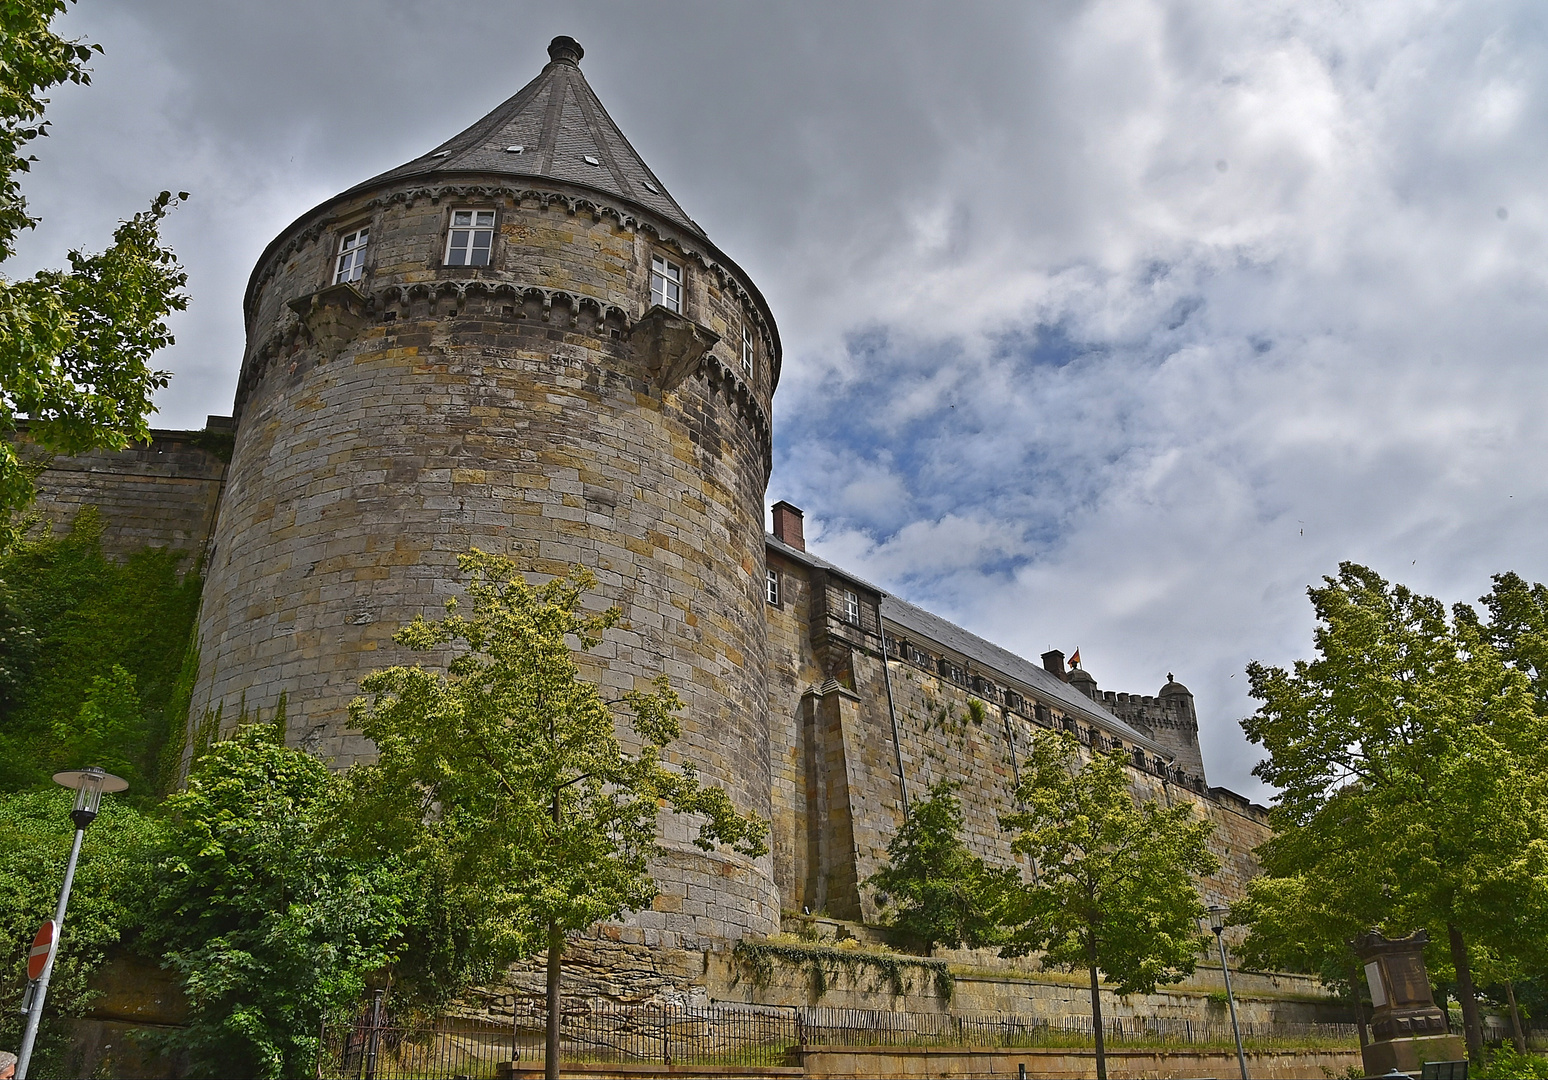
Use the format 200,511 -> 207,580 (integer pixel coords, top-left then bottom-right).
548,36 -> 584,66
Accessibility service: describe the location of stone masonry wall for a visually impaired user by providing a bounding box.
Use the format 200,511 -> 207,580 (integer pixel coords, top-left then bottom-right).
765,547 -> 829,916
765,546 -> 1272,924
20,422 -> 231,560
191,179 -> 781,946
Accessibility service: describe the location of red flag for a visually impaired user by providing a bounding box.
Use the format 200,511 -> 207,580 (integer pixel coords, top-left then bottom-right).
1069,648 -> 1081,669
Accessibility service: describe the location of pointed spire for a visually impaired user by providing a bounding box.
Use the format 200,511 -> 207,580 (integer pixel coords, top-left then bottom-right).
354,37 -> 702,237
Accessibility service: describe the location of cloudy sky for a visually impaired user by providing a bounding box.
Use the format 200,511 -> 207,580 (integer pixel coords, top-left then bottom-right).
11,1 -> 1548,797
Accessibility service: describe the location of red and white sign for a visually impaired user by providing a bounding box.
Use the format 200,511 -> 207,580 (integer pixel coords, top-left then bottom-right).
27,920 -> 56,981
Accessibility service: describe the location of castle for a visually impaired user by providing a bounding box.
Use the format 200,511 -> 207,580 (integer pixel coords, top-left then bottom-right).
29,37 -> 1277,960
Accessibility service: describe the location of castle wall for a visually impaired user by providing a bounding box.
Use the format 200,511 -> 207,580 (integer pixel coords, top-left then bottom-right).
764,548 -> 825,914
765,543 -> 1272,924
20,423 -> 230,560
190,181 -> 781,946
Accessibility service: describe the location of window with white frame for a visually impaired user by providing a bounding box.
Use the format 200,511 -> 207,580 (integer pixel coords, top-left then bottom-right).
333,227 -> 369,284
844,589 -> 860,625
650,254 -> 682,312
445,209 -> 495,267
741,323 -> 754,377
766,569 -> 780,605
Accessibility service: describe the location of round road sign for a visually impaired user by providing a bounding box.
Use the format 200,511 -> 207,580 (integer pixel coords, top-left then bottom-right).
27,920 -> 56,981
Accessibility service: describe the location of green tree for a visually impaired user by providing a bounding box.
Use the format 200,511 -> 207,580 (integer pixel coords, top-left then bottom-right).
0,787 -> 162,1077
999,729 -> 1218,1080
1475,571 -> 1548,709
1231,809 -> 1390,1045
1241,562 -> 1548,1064
865,779 -> 1018,951
0,0 -> 188,514
347,551 -> 768,1080
147,724 -> 404,1080
53,663 -> 142,786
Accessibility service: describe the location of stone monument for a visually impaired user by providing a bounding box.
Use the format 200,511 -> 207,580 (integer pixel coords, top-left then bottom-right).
1354,930 -> 1467,1076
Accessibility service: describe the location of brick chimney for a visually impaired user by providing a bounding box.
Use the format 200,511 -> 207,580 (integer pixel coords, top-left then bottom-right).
1041,650 -> 1067,680
771,501 -> 805,551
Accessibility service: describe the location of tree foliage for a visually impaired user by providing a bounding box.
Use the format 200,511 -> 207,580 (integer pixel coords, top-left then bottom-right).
1240,562 -> 1548,1061
0,0 -> 188,513
146,724 -> 405,1080
0,509 -> 202,793
999,729 -> 1217,1080
866,780 -> 1018,951
1230,784 -> 1396,1035
345,551 -> 769,1009
1474,571 -> 1548,711
0,787 -> 163,1077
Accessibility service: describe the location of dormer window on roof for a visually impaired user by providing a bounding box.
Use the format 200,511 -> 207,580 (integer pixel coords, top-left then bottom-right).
445,210 -> 495,267
651,255 -> 682,313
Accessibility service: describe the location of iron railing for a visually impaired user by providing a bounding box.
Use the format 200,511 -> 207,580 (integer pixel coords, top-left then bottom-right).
317,997 -> 1361,1078
795,1006 -> 1356,1050
511,1000 -> 797,1067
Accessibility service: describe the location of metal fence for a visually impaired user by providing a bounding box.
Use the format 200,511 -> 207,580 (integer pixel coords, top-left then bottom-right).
317,998 -> 1361,1078
795,1006 -> 1357,1051
512,1000 -> 798,1068
317,1008 -> 523,1080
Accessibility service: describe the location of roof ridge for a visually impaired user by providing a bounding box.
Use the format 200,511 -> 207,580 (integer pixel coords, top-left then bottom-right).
765,533 -> 1163,752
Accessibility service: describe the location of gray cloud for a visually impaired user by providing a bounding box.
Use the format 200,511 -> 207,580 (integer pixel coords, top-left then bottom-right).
8,0 -> 1548,798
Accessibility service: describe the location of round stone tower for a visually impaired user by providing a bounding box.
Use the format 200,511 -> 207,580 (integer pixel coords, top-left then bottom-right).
190,36 -> 781,944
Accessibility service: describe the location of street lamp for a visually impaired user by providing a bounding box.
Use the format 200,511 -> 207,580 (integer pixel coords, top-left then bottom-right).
1207,904 -> 1250,1080
14,767 -> 128,1080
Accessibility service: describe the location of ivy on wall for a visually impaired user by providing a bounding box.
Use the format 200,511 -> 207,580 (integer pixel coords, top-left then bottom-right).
0,509 -> 203,795
732,939 -> 954,1002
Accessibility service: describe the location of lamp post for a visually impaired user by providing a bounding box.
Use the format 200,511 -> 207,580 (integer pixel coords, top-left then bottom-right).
1208,904 -> 1249,1080
15,767 -> 128,1080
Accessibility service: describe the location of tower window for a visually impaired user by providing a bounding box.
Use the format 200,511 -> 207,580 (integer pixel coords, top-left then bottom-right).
333,227 -> 369,284
742,323 -> 755,377
766,569 -> 780,606
844,589 -> 860,625
650,255 -> 682,313
445,209 -> 495,267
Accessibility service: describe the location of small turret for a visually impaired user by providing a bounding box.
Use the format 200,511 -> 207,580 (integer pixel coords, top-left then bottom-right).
1152,673 -> 1205,780
1095,671 -> 1208,783
1066,665 -> 1098,699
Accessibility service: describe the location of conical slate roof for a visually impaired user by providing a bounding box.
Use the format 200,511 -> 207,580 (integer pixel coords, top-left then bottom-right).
354,36 -> 702,237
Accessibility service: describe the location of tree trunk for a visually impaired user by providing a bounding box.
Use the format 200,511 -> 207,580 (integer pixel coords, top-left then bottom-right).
1088,934 -> 1107,1080
545,921 -> 564,1080
1447,922 -> 1484,1064
1348,964 -> 1369,1048
1506,980 -> 1527,1055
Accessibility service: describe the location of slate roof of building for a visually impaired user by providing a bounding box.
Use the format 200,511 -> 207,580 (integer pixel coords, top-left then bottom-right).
765,534 -> 1165,756
347,36 -> 702,238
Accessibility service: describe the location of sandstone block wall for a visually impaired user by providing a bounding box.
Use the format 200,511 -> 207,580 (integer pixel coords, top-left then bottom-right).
766,542 -> 1272,923
21,422 -> 231,560
191,178 -> 782,945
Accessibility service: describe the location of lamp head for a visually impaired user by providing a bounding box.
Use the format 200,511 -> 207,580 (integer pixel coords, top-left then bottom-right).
1208,904 -> 1228,933
53,767 -> 128,828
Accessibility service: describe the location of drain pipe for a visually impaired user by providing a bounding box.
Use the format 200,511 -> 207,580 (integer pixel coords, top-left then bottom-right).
879,616 -> 910,817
